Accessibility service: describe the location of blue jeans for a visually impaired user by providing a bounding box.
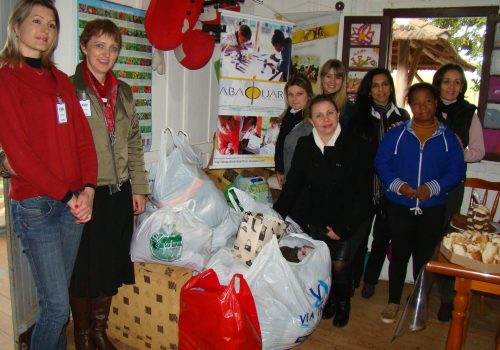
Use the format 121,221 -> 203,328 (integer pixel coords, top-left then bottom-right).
11,196 -> 84,350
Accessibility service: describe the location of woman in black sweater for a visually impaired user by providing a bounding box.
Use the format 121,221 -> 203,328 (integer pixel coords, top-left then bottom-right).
274,95 -> 372,327
274,74 -> 313,187
350,68 -> 409,299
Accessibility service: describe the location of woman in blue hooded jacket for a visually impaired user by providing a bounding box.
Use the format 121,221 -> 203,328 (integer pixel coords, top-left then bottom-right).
374,83 -> 465,325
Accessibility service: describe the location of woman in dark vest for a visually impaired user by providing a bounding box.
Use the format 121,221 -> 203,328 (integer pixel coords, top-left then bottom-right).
432,63 -> 485,322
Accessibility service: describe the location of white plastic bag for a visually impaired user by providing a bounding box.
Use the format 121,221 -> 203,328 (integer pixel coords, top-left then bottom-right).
152,128 -> 229,228
205,247 -> 249,286
130,206 -> 212,271
206,232 -> 332,349
211,209 -> 241,253
227,187 -> 281,218
245,233 -> 331,350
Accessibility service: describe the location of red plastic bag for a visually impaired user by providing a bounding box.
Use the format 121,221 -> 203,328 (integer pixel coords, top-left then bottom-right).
179,269 -> 262,350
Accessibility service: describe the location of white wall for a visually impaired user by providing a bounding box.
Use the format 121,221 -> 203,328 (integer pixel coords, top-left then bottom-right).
55,0 -> 218,167
53,0 -> 499,283
54,0 -> 500,171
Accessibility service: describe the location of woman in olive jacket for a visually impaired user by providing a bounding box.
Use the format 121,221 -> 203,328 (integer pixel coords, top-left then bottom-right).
69,19 -> 149,350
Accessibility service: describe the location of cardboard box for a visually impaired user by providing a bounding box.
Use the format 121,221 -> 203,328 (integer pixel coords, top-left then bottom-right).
109,263 -> 193,350
440,244 -> 500,274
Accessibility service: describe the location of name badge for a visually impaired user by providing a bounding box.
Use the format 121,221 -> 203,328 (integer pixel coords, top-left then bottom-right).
79,99 -> 92,117
56,97 -> 67,124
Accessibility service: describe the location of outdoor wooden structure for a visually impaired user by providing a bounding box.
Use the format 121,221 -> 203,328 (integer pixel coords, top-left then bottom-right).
391,19 -> 475,106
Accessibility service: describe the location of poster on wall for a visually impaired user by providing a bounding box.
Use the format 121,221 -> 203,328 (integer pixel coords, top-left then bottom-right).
291,14 -> 340,91
213,10 -> 293,168
347,70 -> 367,97
349,23 -> 381,46
77,0 -> 153,151
348,47 -> 379,70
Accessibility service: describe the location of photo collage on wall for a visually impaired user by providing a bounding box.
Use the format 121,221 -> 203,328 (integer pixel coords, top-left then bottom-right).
346,22 -> 382,102
77,0 -> 153,151
213,10 -> 293,169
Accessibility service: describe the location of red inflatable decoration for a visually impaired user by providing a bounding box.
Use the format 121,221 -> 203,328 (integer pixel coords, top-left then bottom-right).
145,0 -> 242,70
175,28 -> 215,70
145,0 -> 204,51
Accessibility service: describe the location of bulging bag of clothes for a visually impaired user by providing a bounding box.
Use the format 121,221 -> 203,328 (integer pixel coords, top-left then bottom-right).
206,233 -> 331,349
232,211 -> 286,266
179,269 -> 262,350
151,128 -> 229,229
226,187 -> 279,217
130,206 -> 212,271
246,233 -> 331,350
149,128 -> 238,252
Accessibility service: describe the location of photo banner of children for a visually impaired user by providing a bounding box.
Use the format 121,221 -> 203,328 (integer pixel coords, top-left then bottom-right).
291,14 -> 340,94
213,10 -> 293,168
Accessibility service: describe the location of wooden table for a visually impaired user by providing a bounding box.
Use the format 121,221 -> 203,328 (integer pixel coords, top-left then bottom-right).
426,253 -> 500,350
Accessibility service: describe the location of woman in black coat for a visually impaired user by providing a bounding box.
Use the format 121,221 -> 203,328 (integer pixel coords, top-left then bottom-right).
349,68 -> 409,299
274,95 -> 372,327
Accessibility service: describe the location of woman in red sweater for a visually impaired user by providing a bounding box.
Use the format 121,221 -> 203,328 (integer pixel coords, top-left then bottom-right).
0,1 -> 97,349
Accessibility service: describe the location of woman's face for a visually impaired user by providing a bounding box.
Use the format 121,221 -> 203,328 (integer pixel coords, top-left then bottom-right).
409,88 -> 437,125
81,33 -> 120,83
309,100 -> 340,138
287,85 -> 310,110
370,73 -> 392,106
439,69 -> 464,102
16,4 -> 57,58
321,68 -> 343,94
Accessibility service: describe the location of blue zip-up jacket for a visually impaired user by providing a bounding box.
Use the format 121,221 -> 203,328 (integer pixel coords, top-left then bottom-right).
374,120 -> 465,211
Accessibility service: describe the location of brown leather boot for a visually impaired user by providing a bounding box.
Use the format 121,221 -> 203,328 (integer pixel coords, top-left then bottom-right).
90,296 -> 117,350
70,296 -> 96,350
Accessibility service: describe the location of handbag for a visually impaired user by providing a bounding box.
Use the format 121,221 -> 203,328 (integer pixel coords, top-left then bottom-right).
232,211 -> 286,266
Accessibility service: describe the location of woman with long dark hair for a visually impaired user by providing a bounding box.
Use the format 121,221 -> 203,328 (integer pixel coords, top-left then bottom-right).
350,68 -> 409,299
432,63 -> 485,321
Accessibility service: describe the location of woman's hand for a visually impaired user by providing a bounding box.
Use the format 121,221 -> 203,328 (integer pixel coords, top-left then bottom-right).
416,184 -> 431,202
3,156 -> 16,175
326,226 -> 341,240
399,183 -> 417,199
72,187 -> 95,224
133,194 -> 147,215
276,172 -> 284,188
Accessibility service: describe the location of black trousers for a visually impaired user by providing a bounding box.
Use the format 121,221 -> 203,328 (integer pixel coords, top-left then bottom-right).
363,202 -> 391,286
387,201 -> 445,304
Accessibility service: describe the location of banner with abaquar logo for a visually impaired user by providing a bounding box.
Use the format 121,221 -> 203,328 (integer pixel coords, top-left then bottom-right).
211,10 -> 294,169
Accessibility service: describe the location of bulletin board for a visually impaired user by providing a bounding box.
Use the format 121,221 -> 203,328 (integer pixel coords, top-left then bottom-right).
77,0 -> 153,151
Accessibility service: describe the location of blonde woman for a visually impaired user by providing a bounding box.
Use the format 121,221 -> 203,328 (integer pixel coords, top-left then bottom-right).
318,59 -> 354,127
0,1 -> 97,348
